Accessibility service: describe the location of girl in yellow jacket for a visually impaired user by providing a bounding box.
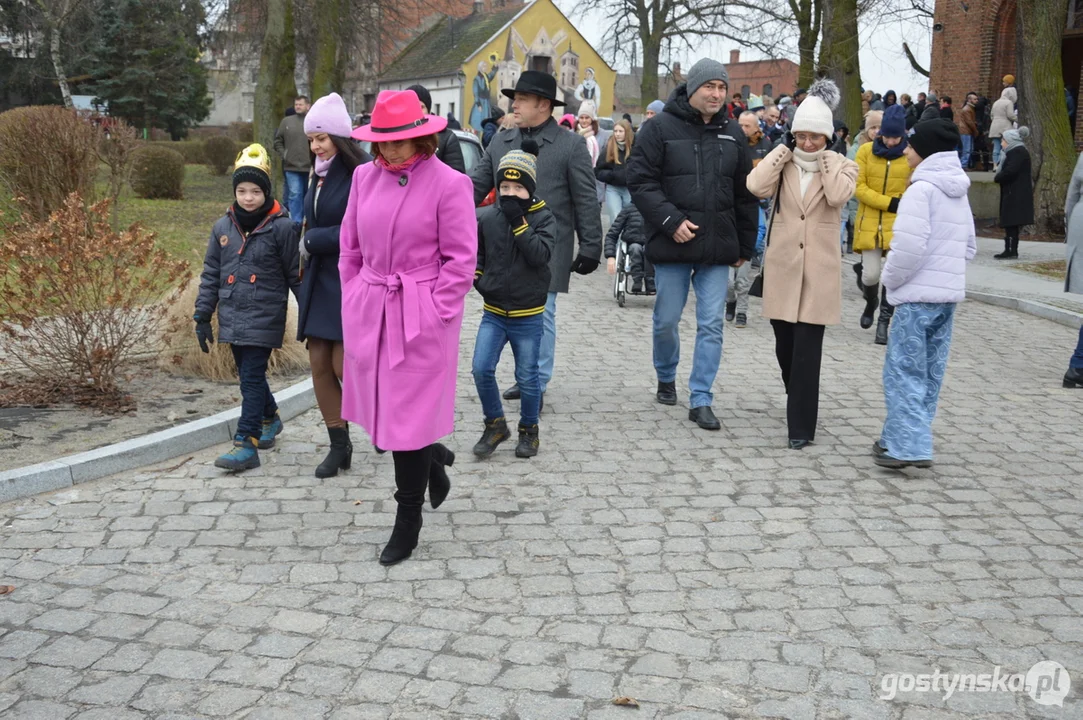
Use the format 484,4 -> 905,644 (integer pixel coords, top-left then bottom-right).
853,104 -> 913,344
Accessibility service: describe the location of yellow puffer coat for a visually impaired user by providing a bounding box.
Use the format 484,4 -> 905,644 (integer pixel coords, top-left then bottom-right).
853,141 -> 913,252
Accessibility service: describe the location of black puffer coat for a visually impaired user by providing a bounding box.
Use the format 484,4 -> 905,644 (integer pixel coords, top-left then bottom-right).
626,85 -> 759,265
604,204 -> 646,258
995,145 -> 1034,228
196,201 -> 301,349
474,198 -> 555,316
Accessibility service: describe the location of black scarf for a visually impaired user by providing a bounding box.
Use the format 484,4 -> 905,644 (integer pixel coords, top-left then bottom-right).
232,196 -> 276,234
872,136 -> 907,160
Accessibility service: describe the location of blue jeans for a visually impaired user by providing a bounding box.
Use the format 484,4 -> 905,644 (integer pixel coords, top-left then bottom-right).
992,141 -> 1002,168
231,345 -> 278,439
538,292 -> 557,393
960,134 -> 973,169
880,303 -> 956,461
473,311 -> 543,426
605,185 -> 633,225
284,171 -> 307,225
1071,326 -> 1083,369
652,263 -> 730,408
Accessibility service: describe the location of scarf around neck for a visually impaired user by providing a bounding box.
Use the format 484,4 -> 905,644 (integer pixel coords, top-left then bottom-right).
872,136 -> 907,159
792,147 -> 823,173
376,152 -> 424,173
315,154 -> 335,177
578,125 -> 595,139
232,196 -> 276,234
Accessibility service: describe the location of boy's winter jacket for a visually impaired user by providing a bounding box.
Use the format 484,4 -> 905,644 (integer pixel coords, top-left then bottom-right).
196,201 -> 302,348
881,151 -> 977,306
604,204 -> 646,258
475,198 -> 556,317
853,141 -> 913,252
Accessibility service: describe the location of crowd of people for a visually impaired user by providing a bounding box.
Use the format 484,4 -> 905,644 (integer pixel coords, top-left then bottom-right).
192,60 -> 1082,566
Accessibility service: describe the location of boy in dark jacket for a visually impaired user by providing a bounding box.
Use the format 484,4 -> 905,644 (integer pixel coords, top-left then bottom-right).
605,205 -> 654,294
471,141 -> 556,460
195,144 -> 301,472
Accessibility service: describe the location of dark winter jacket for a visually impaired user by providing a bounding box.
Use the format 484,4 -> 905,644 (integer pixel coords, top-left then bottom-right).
481,116 -> 502,148
273,113 -> 311,173
903,102 -> 918,130
297,152 -> 370,341
626,84 -> 759,266
471,117 -> 603,294
918,103 -> 941,124
436,129 -> 466,174
594,144 -> 630,186
995,145 -> 1035,228
604,204 -> 646,258
474,198 -> 555,317
196,202 -> 301,349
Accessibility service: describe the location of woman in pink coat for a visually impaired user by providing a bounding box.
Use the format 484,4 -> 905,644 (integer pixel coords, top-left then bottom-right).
342,90 -> 478,565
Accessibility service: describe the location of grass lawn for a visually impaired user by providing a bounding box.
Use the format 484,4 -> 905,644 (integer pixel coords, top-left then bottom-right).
113,165 -> 234,268
1015,260 -> 1067,281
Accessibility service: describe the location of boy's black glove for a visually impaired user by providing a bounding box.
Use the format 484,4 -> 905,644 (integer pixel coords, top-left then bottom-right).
887,197 -> 900,214
193,312 -> 214,353
500,196 -> 532,228
570,255 -> 600,275
783,131 -> 797,150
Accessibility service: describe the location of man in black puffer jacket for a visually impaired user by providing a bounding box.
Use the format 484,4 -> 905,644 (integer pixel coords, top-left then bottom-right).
627,58 -> 759,431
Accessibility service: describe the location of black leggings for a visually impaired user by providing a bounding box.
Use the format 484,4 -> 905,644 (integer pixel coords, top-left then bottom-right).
770,320 -> 826,442
391,446 -> 433,508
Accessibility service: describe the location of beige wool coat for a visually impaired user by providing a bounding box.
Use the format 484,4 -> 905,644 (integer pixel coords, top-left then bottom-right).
746,145 -> 859,326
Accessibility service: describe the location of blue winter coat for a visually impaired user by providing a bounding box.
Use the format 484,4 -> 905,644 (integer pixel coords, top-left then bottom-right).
196,201 -> 301,349
297,153 -> 366,341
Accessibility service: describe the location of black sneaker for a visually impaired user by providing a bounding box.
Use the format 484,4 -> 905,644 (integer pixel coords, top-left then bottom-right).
735,312 -> 747,328
472,417 -> 509,458
656,381 -> 677,405
632,277 -> 643,293
502,384 -> 521,400
645,278 -> 656,295
515,423 -> 540,458
725,300 -> 736,322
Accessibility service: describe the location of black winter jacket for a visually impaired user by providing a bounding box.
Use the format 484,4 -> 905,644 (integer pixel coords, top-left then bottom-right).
196,201 -> 301,349
995,146 -> 1034,228
474,198 -> 555,317
626,85 -> 759,265
594,144 -> 629,186
604,204 -> 646,258
436,129 -> 466,174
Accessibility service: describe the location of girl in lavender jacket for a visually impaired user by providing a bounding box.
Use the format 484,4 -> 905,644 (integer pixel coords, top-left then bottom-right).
875,119 -> 977,469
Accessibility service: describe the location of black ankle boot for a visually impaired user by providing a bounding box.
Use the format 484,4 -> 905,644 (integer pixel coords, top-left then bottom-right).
515,423 -> 540,458
1063,366 -> 1083,388
315,426 -> 352,478
472,417 -> 509,458
874,290 -> 894,345
428,442 -> 454,509
860,283 -> 879,329
994,237 -> 1012,259
853,262 -> 865,291
379,505 -> 422,566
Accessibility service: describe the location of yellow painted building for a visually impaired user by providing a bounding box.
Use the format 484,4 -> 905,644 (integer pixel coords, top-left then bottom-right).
380,0 -> 616,132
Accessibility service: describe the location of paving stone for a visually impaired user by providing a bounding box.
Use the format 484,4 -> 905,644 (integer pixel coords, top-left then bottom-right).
141,648 -> 221,679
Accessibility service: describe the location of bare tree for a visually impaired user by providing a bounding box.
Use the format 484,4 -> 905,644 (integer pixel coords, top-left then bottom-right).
818,0 -> 861,130
30,0 -> 90,108
253,0 -> 289,196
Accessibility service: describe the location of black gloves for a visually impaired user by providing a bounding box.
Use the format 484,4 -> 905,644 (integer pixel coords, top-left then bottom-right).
783,131 -> 797,150
500,196 -> 528,228
887,197 -> 901,214
570,255 -> 600,275
194,312 -> 214,353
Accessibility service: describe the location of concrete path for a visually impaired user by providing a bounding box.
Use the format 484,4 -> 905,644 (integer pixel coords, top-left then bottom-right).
1,269 -> 1080,719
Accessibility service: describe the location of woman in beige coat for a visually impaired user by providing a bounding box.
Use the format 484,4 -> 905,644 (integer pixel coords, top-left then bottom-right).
747,79 -> 858,449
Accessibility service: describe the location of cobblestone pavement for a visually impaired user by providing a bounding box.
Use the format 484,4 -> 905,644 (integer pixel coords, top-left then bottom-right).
1,271 -> 1081,719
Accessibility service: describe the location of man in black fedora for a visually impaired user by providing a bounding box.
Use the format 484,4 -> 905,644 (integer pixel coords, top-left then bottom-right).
471,70 -> 603,409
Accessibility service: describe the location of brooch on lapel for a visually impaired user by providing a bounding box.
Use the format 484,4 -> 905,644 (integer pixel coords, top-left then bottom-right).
399,175 -> 408,187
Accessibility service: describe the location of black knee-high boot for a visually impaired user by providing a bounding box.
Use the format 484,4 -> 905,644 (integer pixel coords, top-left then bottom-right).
380,446 -> 433,566
428,442 -> 455,510
860,283 -> 879,329
874,287 -> 894,345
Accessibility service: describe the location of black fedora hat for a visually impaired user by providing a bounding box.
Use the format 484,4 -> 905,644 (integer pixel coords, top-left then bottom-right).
501,70 -> 566,107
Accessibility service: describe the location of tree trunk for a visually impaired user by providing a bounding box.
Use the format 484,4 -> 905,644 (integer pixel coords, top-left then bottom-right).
639,33 -> 661,109
795,0 -> 820,90
254,0 -> 288,198
1016,0 -> 1075,234
49,27 -> 73,110
273,0 -> 298,114
310,0 -> 340,98
817,0 -> 861,132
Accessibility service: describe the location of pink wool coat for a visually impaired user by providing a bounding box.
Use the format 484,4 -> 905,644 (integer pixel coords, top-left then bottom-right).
339,154 -> 477,451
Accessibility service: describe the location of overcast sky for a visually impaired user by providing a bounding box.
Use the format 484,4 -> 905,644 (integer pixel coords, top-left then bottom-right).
554,2 -> 934,100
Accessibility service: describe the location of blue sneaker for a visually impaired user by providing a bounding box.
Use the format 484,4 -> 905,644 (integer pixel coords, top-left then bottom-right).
215,435 -> 260,472
257,413 -> 283,449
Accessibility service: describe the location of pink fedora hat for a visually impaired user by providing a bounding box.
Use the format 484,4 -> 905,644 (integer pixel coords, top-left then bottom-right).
352,90 -> 447,143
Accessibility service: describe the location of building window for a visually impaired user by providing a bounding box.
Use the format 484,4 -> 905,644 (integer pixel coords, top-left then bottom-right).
741,85 -> 751,100
435,103 -> 441,115
762,83 -> 773,98
449,102 -> 455,117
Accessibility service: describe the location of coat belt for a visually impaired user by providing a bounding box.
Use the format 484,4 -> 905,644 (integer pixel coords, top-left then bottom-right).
359,261 -> 441,369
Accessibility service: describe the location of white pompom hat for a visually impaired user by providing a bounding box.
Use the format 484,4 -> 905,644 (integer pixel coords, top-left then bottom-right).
792,78 -> 840,139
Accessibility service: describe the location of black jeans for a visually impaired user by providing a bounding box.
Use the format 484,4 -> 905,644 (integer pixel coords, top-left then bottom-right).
231,345 -> 278,439
770,320 -> 825,442
392,445 -> 434,509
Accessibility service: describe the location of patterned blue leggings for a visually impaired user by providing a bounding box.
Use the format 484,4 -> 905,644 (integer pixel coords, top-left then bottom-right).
880,302 -> 956,461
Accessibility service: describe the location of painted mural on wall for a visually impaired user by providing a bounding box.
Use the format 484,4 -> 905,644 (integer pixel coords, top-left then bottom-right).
461,4 -> 614,131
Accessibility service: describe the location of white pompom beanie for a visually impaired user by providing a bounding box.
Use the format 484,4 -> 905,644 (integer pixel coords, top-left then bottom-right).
791,78 -> 840,139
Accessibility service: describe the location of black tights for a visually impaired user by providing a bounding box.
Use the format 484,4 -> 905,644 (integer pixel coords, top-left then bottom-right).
391,446 -> 433,508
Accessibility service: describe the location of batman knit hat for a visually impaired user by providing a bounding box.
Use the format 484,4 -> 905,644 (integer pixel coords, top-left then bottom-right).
497,139 -> 539,196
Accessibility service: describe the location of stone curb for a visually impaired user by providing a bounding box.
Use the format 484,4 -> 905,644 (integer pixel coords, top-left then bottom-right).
0,378 -> 315,503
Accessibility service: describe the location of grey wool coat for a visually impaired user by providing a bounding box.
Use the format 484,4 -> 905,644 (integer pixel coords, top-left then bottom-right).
471,118 -> 603,293
1064,151 -> 1083,295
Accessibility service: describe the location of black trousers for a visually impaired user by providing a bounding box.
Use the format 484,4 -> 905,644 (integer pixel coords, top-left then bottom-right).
770,320 -> 825,442
391,446 -> 433,508
1004,225 -> 1019,252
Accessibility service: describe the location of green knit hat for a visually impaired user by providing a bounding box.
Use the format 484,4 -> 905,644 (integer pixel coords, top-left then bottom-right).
497,139 -> 539,195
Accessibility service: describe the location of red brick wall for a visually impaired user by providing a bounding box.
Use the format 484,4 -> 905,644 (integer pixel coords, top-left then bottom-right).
931,0 -> 1017,104
726,60 -> 800,101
